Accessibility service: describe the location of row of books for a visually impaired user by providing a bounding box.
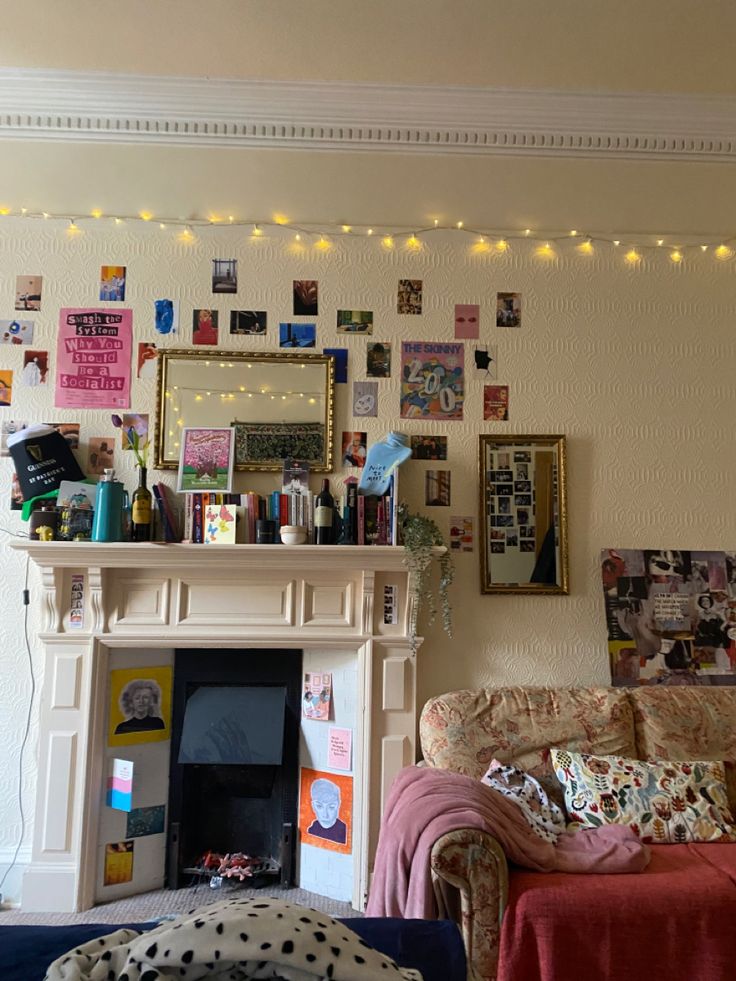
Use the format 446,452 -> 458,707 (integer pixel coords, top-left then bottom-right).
181,475 -> 398,545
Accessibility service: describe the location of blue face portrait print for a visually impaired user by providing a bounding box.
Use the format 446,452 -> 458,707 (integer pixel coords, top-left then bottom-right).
154,299 -> 175,335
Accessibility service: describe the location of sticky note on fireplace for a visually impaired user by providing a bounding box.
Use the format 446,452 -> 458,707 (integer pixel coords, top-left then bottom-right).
107,758 -> 134,811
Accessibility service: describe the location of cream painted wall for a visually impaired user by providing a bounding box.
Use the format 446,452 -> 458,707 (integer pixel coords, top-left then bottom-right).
1,218 -> 735,904
2,0 -> 736,94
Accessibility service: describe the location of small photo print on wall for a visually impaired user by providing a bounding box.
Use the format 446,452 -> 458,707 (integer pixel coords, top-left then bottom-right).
302,672 -> 332,721
450,516 -> 474,552
108,666 -> 172,747
193,309 -> 219,345
293,280 -> 318,315
342,431 -> 367,468
410,435 -> 448,460
0,371 -> 12,406
484,384 -> 509,420
280,322 -> 316,348
88,437 -> 114,475
337,310 -> 373,333
126,804 -> 166,839
230,310 -> 267,334
154,299 -> 177,335
455,304 -> 480,339
22,349 -> 48,385
1,421 -> 26,454
352,380 -> 378,417
323,348 -> 348,383
366,342 -> 391,377
496,291 -> 522,327
10,472 -> 23,510
398,279 -> 422,314
121,414 -> 149,453
100,265 -> 126,302
212,258 -> 237,294
104,841 -> 134,886
46,422 -> 80,451
426,469 -> 451,506
299,767 -> 352,854
15,275 -> 42,311
137,342 -> 158,378
1,319 -> 34,344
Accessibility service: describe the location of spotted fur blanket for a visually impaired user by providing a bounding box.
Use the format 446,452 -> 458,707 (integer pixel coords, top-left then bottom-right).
45,898 -> 422,981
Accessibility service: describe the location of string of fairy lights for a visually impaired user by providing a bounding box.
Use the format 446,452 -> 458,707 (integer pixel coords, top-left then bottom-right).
1,209 -> 735,264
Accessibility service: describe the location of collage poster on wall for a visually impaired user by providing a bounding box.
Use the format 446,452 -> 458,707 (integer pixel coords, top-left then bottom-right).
400,341 -> 464,420
601,549 -> 736,687
55,308 -> 133,409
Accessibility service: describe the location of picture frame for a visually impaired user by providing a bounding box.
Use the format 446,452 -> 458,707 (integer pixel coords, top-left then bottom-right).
479,434 -> 569,594
177,426 -> 235,493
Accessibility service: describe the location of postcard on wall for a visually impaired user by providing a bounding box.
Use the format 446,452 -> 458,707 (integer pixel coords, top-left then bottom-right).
0,372 -> 13,407
107,758 -> 134,812
178,427 -> 235,493
366,342 -> 391,378
126,804 -> 166,839
15,275 -> 42,311
57,481 -> 96,509
298,767 -> 352,854
410,435 -> 448,460
484,384 -> 509,420
352,380 -> 378,417
44,422 -> 80,450
337,310 -> 373,334
121,414 -> 149,454
400,341 -> 464,420
323,347 -> 348,383
328,727 -> 353,771
108,665 -> 173,748
70,573 -> 85,629
426,469 -> 451,506
137,342 -> 157,378
1,421 -> 26,455
154,299 -> 177,335
496,291 -> 522,327
100,266 -> 126,301
474,345 -> 497,378
280,322 -> 316,348
230,310 -> 266,334
341,431 -> 367,468
282,458 -> 310,494
192,309 -> 219,345
55,308 -> 132,408
302,672 -> 332,721
454,303 -> 480,339
1,319 -> 34,344
87,437 -> 114,475
450,516 -> 474,552
22,349 -> 48,386
212,258 -> 237,294
203,500 -> 237,544
398,279 -> 422,314
104,840 -> 134,885
293,280 -> 318,315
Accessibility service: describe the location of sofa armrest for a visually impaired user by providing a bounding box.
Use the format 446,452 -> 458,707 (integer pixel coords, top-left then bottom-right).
430,829 -> 509,981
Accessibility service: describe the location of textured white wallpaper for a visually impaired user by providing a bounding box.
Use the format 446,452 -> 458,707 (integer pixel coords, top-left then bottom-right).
1,220 -> 735,898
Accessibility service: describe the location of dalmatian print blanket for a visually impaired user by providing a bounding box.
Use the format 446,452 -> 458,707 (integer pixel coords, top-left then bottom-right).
45,898 -> 422,981
480,758 -> 566,843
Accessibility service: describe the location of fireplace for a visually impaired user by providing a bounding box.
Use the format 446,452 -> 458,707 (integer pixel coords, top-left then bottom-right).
13,542 -> 421,913
167,649 -> 302,889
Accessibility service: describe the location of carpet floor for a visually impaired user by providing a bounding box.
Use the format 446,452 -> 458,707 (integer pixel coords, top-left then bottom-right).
0,883 -> 360,925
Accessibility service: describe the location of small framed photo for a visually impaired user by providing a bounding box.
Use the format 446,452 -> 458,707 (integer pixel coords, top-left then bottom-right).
177,427 -> 235,493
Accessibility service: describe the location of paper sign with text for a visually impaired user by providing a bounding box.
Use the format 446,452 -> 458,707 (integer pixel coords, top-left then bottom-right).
55,308 -> 132,409
327,727 -> 352,771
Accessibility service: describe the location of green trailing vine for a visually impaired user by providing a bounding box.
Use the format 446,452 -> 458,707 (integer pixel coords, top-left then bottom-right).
398,502 -> 455,650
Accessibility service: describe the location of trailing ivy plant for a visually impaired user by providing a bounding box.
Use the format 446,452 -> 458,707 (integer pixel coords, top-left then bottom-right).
398,502 -> 455,651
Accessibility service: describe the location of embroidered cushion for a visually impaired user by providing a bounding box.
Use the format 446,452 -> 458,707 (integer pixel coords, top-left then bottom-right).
550,750 -> 736,844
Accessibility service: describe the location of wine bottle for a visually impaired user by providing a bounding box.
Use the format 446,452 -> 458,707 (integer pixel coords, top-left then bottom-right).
314,478 -> 334,544
131,466 -> 153,542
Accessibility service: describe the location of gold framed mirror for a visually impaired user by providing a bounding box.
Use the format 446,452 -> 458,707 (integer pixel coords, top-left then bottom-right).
479,434 -> 569,594
155,349 -> 335,471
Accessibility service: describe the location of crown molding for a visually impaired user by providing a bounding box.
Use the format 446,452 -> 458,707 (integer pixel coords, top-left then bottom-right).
0,68 -> 735,161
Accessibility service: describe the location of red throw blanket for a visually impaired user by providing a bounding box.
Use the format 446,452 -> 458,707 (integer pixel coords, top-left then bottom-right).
366,766 -> 649,918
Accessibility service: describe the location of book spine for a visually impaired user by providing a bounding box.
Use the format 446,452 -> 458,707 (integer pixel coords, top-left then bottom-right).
357,495 -> 366,546
279,493 -> 289,528
156,483 -> 179,541
192,493 -> 203,544
151,484 -> 173,542
184,493 -> 193,542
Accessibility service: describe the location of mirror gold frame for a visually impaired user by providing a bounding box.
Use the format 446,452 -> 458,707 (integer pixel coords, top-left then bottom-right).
154,349 -> 335,472
479,434 -> 569,595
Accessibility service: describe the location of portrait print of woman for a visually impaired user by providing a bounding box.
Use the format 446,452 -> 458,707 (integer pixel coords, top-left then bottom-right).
114,679 -> 165,734
108,665 -> 172,746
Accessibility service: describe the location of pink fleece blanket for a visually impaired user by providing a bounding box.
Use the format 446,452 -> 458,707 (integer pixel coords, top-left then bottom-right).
366,766 -> 650,918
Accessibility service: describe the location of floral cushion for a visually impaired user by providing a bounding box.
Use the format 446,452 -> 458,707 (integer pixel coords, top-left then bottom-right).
630,686 -> 736,813
420,687 -> 636,807
551,750 -> 736,844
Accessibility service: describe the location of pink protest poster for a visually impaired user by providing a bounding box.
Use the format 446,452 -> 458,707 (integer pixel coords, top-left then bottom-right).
55,308 -> 132,409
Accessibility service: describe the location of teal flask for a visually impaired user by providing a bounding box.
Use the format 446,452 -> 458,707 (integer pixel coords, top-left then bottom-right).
91,468 -> 125,542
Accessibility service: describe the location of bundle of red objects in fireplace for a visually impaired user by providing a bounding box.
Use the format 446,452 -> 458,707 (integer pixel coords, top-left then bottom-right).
195,850 -> 277,880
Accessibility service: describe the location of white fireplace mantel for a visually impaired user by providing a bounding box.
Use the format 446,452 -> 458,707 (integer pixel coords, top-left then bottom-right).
12,541 -> 422,912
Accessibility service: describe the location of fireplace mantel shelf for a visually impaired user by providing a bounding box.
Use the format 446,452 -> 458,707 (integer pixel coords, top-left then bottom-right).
11,540 -> 429,572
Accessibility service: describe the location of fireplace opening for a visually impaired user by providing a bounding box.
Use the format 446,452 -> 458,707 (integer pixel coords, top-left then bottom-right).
167,649 -> 302,890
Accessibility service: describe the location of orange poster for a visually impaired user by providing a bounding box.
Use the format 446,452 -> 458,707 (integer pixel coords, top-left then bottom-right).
298,767 -> 352,855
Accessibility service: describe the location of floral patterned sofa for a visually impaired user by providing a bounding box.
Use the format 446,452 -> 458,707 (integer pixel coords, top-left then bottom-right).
420,685 -> 736,981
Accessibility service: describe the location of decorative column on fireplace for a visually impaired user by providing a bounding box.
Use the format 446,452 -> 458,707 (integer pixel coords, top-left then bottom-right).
167,648 -> 302,889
